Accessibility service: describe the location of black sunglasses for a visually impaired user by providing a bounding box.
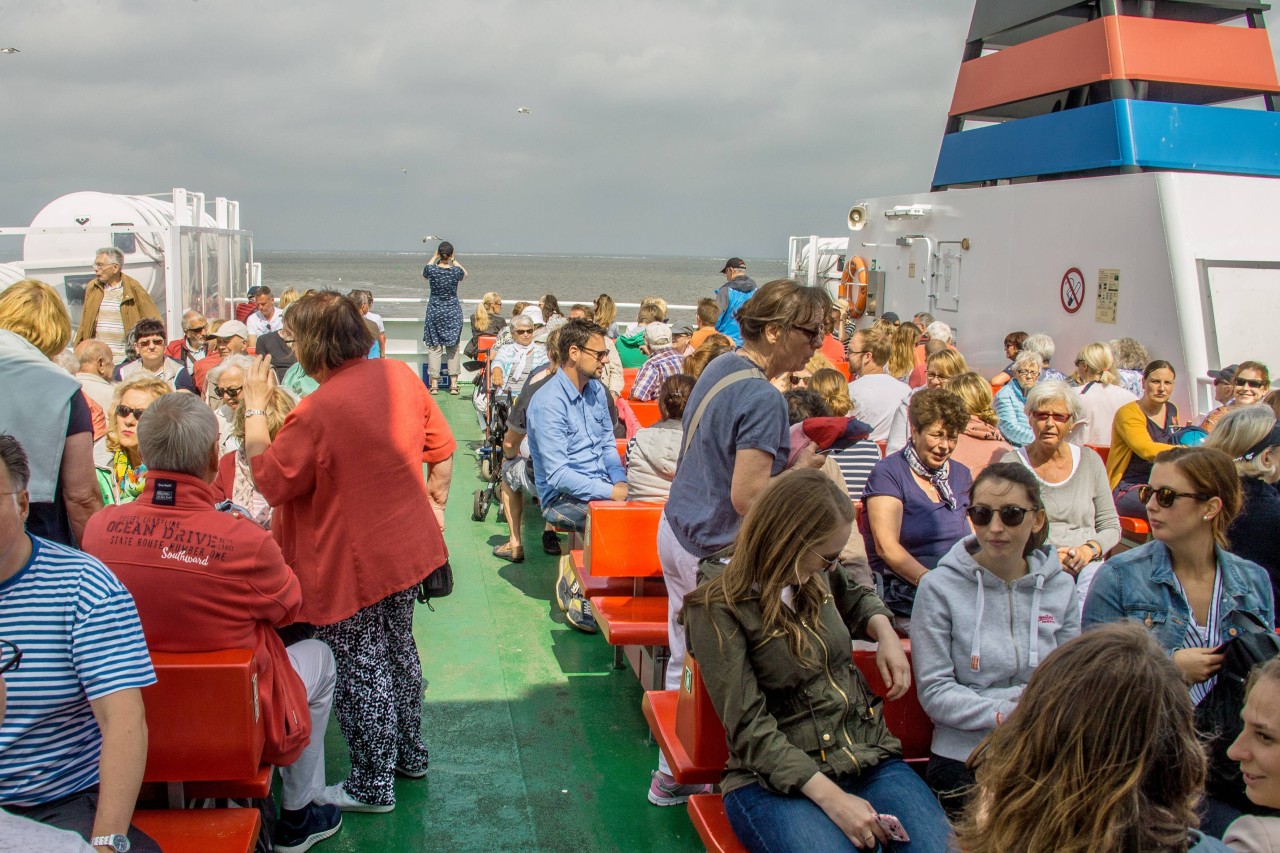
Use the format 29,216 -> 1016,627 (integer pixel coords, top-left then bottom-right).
214,385 -> 243,399
115,404 -> 147,420
0,639 -> 21,675
1235,378 -> 1267,389
1136,485 -> 1210,508
967,504 -> 1035,527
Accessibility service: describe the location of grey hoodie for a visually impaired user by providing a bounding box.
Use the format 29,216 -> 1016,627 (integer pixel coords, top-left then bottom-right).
912,536 -> 1081,762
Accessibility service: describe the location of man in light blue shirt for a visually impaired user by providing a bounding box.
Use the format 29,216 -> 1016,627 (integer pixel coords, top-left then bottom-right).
526,319 -> 627,631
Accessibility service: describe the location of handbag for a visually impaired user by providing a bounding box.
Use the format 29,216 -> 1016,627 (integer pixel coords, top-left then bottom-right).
1194,611 -> 1280,810
417,560 -> 453,611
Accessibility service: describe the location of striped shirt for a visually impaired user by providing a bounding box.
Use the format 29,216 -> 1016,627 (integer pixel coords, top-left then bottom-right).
1173,570 -> 1223,707
0,536 -> 154,806
95,283 -> 127,359
833,442 -> 884,500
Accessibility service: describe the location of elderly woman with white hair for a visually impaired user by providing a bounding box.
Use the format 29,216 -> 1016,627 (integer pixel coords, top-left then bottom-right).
1004,380 -> 1120,606
1023,333 -> 1068,383
207,353 -> 256,453
1068,342 -> 1137,447
1206,405 -> 1280,599
994,351 -> 1042,447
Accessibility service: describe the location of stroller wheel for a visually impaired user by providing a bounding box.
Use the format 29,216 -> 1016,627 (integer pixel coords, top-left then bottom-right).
472,489 -> 490,522
479,456 -> 494,481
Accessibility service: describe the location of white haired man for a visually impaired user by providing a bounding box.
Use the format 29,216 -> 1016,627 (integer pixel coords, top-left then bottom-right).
73,247 -> 161,360
81,395 -> 343,853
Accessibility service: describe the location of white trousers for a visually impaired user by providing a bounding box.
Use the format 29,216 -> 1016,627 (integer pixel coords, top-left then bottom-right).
280,639 -> 337,810
655,513 -> 703,777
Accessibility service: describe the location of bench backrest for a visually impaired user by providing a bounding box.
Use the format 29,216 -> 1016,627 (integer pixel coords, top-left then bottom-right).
476,334 -> 497,363
584,500 -> 665,577
630,400 -> 662,428
141,650 -> 265,783
1085,443 -> 1110,464
676,656 -> 730,770
852,639 -> 933,760
621,367 -> 639,398
616,438 -> 628,468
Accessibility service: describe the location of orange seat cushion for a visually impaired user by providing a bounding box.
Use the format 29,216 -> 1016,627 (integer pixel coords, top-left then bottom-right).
591,596 -> 669,646
132,808 -> 261,853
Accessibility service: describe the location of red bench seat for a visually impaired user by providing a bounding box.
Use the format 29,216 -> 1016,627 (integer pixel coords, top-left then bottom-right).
688,794 -> 748,853
591,596 -> 669,646
131,809 -> 261,853
570,549 -> 664,597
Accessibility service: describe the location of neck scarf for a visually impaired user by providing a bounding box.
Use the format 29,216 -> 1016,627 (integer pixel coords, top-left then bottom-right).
902,440 -> 955,509
112,449 -> 147,502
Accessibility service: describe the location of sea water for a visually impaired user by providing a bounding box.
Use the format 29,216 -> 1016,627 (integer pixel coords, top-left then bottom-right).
259,250 -> 787,325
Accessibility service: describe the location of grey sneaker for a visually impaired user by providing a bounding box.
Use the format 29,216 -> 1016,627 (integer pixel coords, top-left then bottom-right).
647,771 -> 713,806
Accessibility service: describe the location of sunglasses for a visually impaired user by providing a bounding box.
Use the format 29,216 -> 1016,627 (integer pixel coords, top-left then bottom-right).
514,328 -> 534,335
1135,485 -> 1211,508
116,404 -> 147,420
0,639 -> 20,675
789,374 -> 810,386
136,337 -> 165,348
1235,378 -> 1267,389
792,324 -> 825,345
577,346 -> 608,362
185,326 -> 207,335
967,504 -> 1035,527
214,385 -> 243,399
1031,411 -> 1071,424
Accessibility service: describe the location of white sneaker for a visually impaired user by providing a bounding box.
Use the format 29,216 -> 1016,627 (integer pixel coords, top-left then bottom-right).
313,782 -> 394,813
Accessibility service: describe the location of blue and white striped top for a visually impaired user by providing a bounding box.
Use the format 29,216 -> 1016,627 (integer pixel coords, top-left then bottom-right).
1172,570 -> 1223,707
0,536 -> 155,807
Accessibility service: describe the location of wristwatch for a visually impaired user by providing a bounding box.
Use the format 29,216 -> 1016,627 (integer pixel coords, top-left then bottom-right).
244,409 -> 269,418
91,834 -> 131,852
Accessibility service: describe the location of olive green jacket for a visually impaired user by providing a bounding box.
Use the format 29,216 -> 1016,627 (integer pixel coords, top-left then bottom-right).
683,560 -> 900,797
73,274 -> 161,348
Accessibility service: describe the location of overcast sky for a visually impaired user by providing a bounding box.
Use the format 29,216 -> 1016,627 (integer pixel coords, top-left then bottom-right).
1,1 -> 1276,256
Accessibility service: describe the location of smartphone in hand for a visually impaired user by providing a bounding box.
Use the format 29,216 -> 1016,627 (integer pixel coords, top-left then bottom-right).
876,814 -> 910,843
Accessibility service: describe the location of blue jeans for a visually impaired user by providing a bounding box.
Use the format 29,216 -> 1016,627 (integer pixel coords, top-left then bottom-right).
541,494 -> 589,533
724,759 -> 952,853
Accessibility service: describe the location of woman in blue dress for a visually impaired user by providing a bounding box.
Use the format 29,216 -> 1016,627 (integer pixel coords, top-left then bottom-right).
422,241 -> 467,395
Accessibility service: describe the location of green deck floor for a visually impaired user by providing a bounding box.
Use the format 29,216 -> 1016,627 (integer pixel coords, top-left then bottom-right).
317,391 -> 702,852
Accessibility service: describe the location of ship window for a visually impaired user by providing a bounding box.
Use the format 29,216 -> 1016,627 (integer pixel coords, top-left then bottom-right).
111,226 -> 135,255
64,274 -> 95,306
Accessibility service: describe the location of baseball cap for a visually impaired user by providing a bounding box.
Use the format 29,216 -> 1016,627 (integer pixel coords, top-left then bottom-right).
211,320 -> 250,340
719,258 -> 746,274
246,286 -> 263,299
1208,364 -> 1240,383
881,312 -> 901,324
672,324 -> 695,338
644,322 -> 673,349
520,306 -> 545,326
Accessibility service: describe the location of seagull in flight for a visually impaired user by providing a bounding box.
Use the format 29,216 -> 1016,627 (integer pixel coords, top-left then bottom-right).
516,107 -> 531,115
0,47 -> 19,54
401,167 -> 407,174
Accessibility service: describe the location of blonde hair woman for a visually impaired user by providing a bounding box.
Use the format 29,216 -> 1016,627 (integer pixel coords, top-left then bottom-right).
0,278 -> 104,544
886,348 -> 970,454
277,287 -> 302,311
211,386 -> 298,527
1206,404 -> 1280,590
471,292 -> 504,337
1069,342 -> 1137,447
886,322 -> 919,382
96,375 -> 173,504
946,371 -> 1013,477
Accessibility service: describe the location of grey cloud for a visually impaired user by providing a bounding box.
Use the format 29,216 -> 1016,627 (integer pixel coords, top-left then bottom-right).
0,1 -> 1271,255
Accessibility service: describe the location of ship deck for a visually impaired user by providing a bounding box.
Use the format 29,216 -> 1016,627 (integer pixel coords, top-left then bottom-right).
317,389 -> 701,852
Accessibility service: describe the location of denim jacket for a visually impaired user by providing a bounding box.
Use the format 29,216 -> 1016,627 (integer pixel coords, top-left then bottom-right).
1082,540 -> 1275,651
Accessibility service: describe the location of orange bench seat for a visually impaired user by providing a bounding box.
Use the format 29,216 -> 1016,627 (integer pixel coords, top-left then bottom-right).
629,399 -> 662,427
570,549 -> 664,597
131,809 -> 261,853
688,794 -> 748,853
591,596 -> 669,646
584,501 -> 665,578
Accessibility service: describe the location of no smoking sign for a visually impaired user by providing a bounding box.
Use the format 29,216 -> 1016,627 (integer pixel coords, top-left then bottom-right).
1060,268 -> 1085,314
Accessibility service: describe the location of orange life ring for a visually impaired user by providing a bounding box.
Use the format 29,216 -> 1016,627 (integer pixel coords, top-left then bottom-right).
840,256 -> 869,319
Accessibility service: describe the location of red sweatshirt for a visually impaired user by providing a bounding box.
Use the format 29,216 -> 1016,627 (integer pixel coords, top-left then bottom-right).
82,472 -> 311,765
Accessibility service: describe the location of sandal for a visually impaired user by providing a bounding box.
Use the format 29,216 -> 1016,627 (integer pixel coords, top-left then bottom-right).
449,384 -> 460,396
429,385 -> 439,396
492,542 -> 524,563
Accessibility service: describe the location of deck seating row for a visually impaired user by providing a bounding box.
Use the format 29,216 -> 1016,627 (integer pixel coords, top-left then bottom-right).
1084,444 -> 1152,551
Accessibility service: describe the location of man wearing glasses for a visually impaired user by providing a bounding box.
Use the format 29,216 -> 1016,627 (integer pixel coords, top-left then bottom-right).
164,310 -> 208,373
526,320 -> 627,632
72,247 -> 161,361
185,320 -> 251,397
848,327 -> 911,442
0,435 -> 159,852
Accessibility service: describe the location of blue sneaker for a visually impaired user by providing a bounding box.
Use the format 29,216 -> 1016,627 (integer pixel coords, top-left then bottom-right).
275,803 -> 342,852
